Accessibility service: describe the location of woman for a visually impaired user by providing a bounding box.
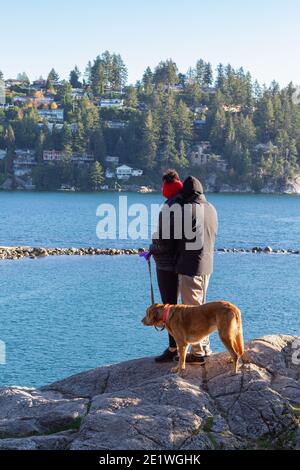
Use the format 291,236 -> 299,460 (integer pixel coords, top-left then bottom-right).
149,169 -> 183,362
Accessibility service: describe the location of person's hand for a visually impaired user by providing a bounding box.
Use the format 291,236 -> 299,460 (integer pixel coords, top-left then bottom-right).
139,251 -> 151,261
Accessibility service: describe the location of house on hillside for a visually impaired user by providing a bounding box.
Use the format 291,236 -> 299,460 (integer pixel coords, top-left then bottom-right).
43,150 -> 65,162
190,142 -> 227,171
115,164 -> 143,181
32,79 -> 47,89
13,150 -> 37,177
38,108 -> 64,123
223,104 -> 241,113
190,142 -> 211,166
105,120 -> 128,129
43,150 -> 94,165
71,153 -> 94,165
4,79 -> 25,89
99,98 -> 124,108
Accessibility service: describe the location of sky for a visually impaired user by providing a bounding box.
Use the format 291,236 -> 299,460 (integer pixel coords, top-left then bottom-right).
0,0 -> 299,87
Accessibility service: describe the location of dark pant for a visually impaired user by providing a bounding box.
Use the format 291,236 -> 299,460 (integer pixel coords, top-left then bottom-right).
156,269 -> 178,349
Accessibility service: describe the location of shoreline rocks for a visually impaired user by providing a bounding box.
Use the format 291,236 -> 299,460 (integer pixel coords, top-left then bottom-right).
0,245 -> 299,261
0,335 -> 299,450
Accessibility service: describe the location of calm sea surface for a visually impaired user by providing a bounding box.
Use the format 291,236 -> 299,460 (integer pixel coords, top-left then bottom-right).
0,192 -> 299,387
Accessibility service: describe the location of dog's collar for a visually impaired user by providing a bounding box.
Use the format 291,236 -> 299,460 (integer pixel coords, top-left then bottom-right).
163,304 -> 170,324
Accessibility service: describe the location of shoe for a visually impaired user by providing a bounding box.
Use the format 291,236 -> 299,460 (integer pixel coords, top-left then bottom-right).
155,348 -> 178,363
175,353 -> 208,365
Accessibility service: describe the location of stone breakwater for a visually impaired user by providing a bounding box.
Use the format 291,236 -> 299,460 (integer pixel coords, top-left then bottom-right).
0,246 -> 144,260
0,335 -> 299,450
0,245 -> 299,261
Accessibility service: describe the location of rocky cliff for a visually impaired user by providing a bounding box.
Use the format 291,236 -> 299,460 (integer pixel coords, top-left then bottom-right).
0,335 -> 299,450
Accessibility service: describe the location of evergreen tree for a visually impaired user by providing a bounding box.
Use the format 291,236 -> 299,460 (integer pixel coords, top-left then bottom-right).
69,66 -> 82,88
153,60 -> 178,88
203,62 -> 213,86
46,68 -> 59,87
89,161 -> 104,190
195,59 -> 206,87
140,111 -> 158,170
17,72 -> 30,83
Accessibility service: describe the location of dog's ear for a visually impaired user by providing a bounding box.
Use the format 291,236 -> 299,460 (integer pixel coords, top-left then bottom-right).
147,304 -> 160,322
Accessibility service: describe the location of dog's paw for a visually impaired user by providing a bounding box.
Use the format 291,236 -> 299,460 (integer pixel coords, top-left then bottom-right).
171,366 -> 179,374
179,368 -> 187,378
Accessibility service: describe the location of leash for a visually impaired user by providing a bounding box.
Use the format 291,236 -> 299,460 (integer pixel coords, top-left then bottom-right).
146,257 -> 164,332
147,257 -> 155,305
140,253 -> 167,333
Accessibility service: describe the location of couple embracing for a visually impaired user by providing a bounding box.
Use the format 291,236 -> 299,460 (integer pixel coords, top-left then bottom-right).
149,169 -> 218,364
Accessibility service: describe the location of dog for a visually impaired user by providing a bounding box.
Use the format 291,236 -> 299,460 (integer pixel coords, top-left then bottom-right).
142,301 -> 244,376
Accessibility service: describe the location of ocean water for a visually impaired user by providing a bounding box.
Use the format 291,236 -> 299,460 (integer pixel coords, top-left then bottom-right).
0,191 -> 299,387
0,191 -> 300,249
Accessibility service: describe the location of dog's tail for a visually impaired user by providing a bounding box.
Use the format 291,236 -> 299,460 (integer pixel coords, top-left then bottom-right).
233,308 -> 244,358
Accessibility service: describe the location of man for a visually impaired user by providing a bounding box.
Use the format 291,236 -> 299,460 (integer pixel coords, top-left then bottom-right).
176,176 -> 218,364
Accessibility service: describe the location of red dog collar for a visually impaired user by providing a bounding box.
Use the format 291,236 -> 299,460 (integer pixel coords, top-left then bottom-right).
163,304 -> 170,323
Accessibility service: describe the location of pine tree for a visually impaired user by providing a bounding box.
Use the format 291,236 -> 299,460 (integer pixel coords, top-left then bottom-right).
89,161 -> 104,190
203,62 -> 213,86
209,107 -> 226,150
215,63 -> 225,90
141,111 -> 158,170
195,59 -> 206,87
161,119 -> 177,167
62,124 -> 73,157
69,66 -> 81,88
126,85 -> 138,107
46,68 -> 59,88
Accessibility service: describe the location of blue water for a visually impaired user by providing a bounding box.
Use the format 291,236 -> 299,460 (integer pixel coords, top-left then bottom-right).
0,192 -> 299,387
0,191 -> 300,249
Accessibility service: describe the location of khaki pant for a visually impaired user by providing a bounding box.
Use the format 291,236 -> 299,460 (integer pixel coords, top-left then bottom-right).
178,274 -> 211,357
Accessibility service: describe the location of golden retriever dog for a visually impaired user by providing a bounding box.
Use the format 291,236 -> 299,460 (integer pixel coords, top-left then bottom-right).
142,301 -> 244,376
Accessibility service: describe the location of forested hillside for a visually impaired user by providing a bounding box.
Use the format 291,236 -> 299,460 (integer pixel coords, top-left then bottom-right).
0,52 -> 299,191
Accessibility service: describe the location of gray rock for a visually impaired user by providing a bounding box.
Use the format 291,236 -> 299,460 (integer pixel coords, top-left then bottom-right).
0,430 -> 76,450
0,335 -> 299,450
0,387 -> 88,438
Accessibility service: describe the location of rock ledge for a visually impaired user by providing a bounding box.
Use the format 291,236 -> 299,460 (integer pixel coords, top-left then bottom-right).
0,335 -> 299,450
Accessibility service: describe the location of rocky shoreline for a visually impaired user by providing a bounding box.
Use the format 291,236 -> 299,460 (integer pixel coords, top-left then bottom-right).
0,245 -> 299,261
0,335 -> 299,450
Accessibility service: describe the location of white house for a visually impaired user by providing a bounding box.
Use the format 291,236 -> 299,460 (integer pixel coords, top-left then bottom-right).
99,99 -> 124,108
131,169 -> 143,177
38,108 -> 64,123
116,165 -> 132,180
43,150 -> 65,162
115,165 -> 143,181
